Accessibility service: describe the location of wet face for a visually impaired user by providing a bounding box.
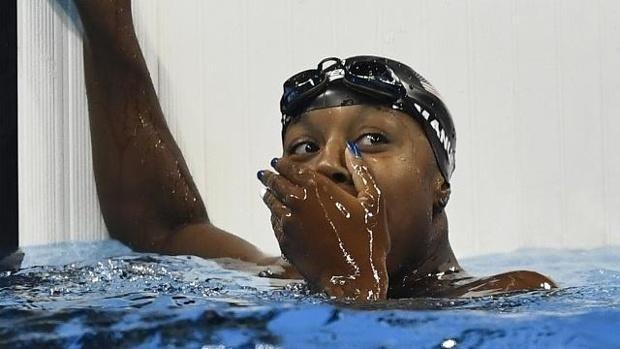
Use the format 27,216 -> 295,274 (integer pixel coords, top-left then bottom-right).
282,105 -> 444,274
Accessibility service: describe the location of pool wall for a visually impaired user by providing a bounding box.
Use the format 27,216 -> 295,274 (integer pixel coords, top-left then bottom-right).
17,0 -> 620,257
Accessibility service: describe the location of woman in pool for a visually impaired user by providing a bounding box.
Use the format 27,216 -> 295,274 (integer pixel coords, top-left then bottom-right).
75,0 -> 555,301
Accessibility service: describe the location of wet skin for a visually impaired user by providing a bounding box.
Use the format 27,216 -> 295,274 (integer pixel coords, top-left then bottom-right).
259,144 -> 390,300
258,105 -> 557,299
74,0 -> 556,302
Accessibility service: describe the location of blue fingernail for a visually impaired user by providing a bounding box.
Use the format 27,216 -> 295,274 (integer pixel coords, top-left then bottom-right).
346,140 -> 362,158
271,158 -> 279,168
257,170 -> 265,180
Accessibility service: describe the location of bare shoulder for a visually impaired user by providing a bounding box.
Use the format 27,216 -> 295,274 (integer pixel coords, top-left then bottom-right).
488,270 -> 557,290
449,270 -> 557,297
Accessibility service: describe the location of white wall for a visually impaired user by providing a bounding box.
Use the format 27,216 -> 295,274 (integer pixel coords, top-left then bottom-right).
18,0 -> 620,257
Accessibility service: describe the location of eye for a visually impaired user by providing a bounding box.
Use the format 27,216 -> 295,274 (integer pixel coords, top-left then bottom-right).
356,133 -> 389,148
289,141 -> 320,155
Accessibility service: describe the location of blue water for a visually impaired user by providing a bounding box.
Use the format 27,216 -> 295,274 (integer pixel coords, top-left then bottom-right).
1,241 -> 619,348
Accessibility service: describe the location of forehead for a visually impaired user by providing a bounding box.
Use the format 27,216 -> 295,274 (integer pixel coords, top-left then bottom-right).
283,105 -> 423,140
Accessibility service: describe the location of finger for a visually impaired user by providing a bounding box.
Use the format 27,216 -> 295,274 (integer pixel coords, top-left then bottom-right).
261,188 -> 291,218
258,170 -> 305,208
271,157 -> 314,187
344,141 -> 381,205
270,213 -> 285,243
261,188 -> 292,241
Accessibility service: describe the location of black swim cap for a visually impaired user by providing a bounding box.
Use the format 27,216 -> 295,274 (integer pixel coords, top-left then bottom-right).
280,55 -> 456,182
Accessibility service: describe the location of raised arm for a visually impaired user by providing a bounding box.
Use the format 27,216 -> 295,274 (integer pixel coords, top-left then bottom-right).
74,0 -> 267,262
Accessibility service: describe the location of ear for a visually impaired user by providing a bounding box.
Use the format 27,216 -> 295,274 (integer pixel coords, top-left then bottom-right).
432,173 -> 451,214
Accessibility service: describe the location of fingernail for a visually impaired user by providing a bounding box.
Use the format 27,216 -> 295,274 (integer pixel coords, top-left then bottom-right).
271,157 -> 279,168
346,140 -> 362,158
257,170 -> 265,180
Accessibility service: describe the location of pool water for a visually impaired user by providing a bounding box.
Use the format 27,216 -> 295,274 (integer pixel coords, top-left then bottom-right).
1,240 -> 619,348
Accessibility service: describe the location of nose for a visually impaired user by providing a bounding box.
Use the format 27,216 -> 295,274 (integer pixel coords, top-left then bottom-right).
315,141 -> 353,184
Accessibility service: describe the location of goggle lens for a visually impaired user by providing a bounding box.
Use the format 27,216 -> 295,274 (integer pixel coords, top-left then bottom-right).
281,59 -> 406,115
282,69 -> 326,113
345,60 -> 405,99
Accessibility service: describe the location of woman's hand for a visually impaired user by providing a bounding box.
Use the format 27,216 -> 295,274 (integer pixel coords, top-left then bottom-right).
258,142 -> 390,301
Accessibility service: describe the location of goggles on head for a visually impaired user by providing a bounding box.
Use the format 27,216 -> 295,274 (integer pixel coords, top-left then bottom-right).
280,57 -> 407,117
279,56 -> 456,183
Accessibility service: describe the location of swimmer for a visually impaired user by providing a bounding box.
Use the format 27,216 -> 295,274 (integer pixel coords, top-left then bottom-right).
74,0 -> 556,301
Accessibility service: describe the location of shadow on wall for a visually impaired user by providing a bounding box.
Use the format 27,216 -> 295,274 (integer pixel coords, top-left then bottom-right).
48,0 -> 83,34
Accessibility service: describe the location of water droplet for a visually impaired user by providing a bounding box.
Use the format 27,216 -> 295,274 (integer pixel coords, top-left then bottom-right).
441,339 -> 457,348
335,202 -> 351,218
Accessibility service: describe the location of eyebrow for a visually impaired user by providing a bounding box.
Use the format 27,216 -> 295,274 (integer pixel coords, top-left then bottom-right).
288,115 -> 321,134
356,107 -> 402,128
283,116 -> 321,145
284,106 -> 401,143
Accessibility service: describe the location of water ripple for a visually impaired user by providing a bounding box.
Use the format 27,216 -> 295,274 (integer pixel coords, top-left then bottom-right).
0,241 -> 618,348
